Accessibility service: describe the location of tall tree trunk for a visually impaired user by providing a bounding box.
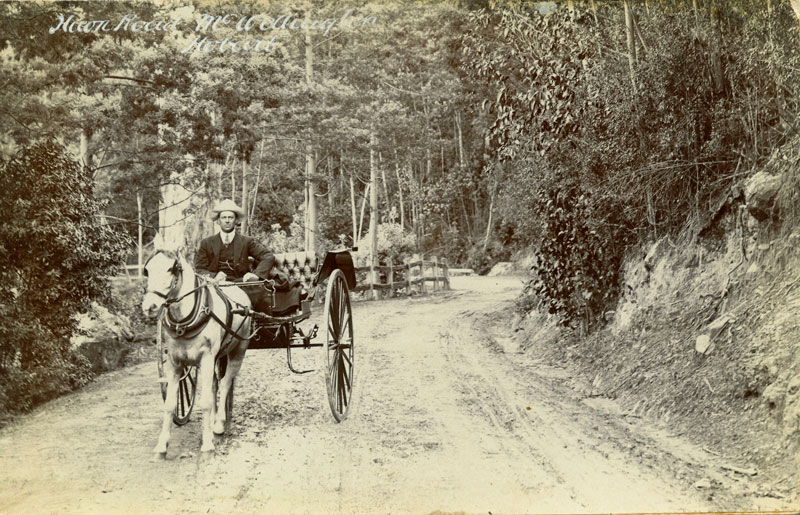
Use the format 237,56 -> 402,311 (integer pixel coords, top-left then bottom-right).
249,138 -> 266,221
304,7 -> 317,253
160,179 -> 191,247
624,0 -> 638,93
358,183 -> 370,243
240,159 -> 248,234
379,151 -> 391,222
349,171 -> 358,245
80,128 -> 92,170
394,155 -> 405,229
482,190 -> 495,252
305,152 -> 317,252
137,191 -> 143,278
455,111 -> 465,169
231,156 -> 236,200
369,128 -> 379,293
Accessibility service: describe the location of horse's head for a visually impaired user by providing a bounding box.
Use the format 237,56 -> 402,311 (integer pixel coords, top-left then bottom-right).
141,233 -> 186,319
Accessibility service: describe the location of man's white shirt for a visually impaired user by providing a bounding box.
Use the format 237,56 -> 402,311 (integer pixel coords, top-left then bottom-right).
220,231 -> 235,246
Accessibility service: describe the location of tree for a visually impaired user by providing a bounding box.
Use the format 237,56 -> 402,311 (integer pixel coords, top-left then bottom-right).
0,141 -> 129,414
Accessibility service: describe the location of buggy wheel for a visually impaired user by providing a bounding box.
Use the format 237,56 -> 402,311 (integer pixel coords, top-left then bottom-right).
213,356 -> 234,432
157,319 -> 197,426
324,269 -> 354,422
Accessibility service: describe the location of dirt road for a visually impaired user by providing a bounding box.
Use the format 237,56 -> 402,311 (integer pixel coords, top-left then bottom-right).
0,276 -> 789,514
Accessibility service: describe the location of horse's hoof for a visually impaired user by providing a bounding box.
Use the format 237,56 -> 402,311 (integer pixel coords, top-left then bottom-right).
151,451 -> 167,461
212,422 -> 225,435
200,443 -> 215,453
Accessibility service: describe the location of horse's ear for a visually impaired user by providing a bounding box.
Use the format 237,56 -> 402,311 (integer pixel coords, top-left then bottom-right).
173,232 -> 187,256
152,232 -> 165,250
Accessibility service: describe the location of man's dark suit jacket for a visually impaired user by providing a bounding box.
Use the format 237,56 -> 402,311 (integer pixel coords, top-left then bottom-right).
195,233 -> 275,281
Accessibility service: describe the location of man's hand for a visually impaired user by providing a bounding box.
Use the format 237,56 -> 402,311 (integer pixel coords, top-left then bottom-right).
214,271 -> 227,282
243,272 -> 259,282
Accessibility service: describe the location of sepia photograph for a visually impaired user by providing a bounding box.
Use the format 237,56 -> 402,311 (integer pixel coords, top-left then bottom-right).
1,0 -> 799,513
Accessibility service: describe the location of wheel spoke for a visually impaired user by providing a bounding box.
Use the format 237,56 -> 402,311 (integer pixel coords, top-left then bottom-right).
338,315 -> 350,342
337,280 -> 345,329
338,359 -> 349,408
178,380 -> 186,416
328,321 -> 337,343
341,358 -> 351,390
329,352 -> 339,385
337,365 -> 345,412
330,282 -> 340,336
340,350 -> 353,368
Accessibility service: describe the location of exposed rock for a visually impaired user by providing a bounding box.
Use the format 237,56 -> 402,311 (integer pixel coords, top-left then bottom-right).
693,478 -> 712,489
695,334 -> 712,354
71,302 -> 134,374
705,315 -> 734,340
744,171 -> 782,221
763,381 -> 786,410
695,315 -> 734,355
487,262 -> 513,276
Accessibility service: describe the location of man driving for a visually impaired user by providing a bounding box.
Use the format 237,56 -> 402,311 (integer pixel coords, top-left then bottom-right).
195,199 -> 275,292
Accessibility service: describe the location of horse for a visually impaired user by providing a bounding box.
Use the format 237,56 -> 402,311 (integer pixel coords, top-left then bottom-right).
141,233 -> 252,457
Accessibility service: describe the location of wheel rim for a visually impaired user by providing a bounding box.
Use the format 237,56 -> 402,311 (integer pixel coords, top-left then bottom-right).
157,319 -> 197,426
324,269 -> 354,422
172,366 -> 197,426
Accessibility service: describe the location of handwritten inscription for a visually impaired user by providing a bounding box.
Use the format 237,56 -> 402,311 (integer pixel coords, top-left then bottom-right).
49,14 -> 180,34
48,9 -> 378,54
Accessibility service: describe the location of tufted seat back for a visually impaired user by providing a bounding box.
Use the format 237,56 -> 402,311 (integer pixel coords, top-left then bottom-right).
273,251 -> 318,289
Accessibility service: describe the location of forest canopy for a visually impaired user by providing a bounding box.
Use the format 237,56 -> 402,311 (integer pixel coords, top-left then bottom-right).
1,0 -> 798,328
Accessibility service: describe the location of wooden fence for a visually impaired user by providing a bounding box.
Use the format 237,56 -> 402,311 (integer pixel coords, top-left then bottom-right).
115,256 -> 452,301
351,256 -> 450,299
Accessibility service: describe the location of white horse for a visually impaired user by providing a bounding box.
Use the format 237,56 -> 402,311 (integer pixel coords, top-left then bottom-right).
141,233 -> 251,457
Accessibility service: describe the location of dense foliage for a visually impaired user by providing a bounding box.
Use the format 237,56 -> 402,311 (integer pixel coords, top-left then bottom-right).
461,1 -> 800,327
0,1 -> 798,420
0,142 -> 129,414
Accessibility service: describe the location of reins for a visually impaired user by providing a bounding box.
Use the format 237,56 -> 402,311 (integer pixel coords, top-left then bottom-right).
145,250 -> 270,343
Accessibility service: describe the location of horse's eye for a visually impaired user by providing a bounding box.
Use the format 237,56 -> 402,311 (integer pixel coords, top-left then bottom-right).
143,269 -> 149,277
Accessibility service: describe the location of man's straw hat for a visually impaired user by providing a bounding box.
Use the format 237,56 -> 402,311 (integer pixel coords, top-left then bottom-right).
211,199 -> 245,221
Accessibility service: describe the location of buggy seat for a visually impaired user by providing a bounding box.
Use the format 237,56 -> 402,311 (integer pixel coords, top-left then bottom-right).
273,251 -> 318,291
253,251 -> 317,316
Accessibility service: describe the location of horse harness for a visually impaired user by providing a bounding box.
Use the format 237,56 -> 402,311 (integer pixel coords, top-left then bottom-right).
146,251 -> 250,353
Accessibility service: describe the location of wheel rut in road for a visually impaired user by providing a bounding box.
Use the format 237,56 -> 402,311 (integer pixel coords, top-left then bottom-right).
0,275 -> 787,514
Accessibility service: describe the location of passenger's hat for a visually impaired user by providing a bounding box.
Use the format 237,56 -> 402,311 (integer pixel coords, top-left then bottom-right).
211,199 -> 245,221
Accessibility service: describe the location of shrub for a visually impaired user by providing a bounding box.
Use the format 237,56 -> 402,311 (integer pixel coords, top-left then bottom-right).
0,141 -> 129,418
526,188 -> 632,330
357,222 -> 415,264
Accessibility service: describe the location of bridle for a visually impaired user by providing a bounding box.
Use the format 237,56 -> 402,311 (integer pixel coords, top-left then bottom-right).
143,250 -> 183,303
143,249 -> 251,343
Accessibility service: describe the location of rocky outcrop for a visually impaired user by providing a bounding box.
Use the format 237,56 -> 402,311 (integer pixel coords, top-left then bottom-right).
71,302 -> 134,374
744,171 -> 783,221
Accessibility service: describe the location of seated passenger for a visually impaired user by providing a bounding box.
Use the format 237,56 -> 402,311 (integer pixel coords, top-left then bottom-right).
195,199 -> 275,312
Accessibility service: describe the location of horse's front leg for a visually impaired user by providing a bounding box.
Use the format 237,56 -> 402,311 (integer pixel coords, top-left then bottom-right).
154,360 -> 180,458
213,344 -> 247,435
198,353 -> 217,453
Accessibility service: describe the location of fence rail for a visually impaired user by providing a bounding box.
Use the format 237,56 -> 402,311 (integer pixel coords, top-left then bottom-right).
351,256 -> 450,299
115,256 -> 452,301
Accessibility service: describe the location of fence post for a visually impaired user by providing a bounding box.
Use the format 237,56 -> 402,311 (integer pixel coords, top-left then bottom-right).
442,258 -> 450,290
387,257 -> 394,298
369,260 -> 375,300
433,256 -> 439,292
420,259 -> 427,295
406,262 -> 412,296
